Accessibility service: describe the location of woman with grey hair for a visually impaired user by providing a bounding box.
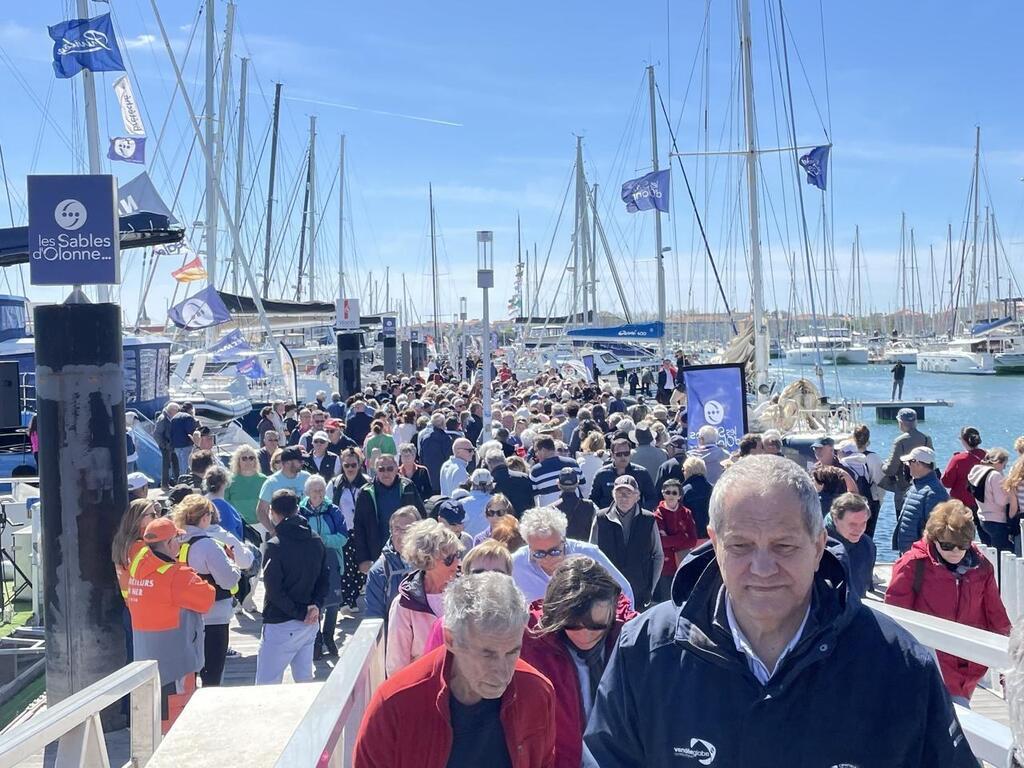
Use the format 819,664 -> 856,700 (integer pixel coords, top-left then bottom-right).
386,519 -> 463,676
299,474 -> 348,659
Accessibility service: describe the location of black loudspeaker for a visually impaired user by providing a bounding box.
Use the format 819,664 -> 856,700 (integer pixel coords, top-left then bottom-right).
383,337 -> 397,375
0,361 -> 21,427
336,332 -> 362,399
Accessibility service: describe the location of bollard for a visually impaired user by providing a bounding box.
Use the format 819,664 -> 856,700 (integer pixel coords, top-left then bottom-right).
382,335 -> 396,375
336,331 -> 361,399
35,301 -> 128,728
400,340 -> 411,373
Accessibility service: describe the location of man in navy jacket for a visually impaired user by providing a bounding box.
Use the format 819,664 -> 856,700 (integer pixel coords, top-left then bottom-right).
584,454 -> 977,768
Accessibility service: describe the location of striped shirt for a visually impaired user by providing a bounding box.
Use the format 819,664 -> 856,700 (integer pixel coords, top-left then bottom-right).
529,455 -> 585,506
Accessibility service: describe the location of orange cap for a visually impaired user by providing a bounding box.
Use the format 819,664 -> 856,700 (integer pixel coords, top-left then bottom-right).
143,517 -> 185,543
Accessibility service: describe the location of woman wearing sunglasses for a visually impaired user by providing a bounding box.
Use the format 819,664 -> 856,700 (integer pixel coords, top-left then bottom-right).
885,500 -> 1010,707
520,556 -> 636,768
470,492 -> 515,546
386,519 -> 463,676
653,479 -> 697,602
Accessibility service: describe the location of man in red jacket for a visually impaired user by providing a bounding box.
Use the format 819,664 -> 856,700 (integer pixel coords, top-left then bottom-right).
353,572 -> 555,768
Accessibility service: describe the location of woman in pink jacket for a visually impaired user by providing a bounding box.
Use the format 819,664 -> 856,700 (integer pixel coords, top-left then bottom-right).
967,448 -> 1012,551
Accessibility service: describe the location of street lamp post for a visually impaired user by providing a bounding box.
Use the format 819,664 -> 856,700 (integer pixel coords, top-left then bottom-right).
459,296 -> 468,381
477,231 -> 494,441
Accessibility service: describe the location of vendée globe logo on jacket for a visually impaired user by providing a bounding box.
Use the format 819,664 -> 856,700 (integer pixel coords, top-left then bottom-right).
673,738 -> 716,764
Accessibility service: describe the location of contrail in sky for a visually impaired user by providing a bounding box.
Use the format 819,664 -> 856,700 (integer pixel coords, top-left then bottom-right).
282,94 -> 463,127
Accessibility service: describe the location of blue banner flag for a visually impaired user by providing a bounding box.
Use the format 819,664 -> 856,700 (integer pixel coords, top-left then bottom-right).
566,321 -> 664,340
798,145 -> 830,191
682,364 -> 748,451
49,13 -> 125,79
621,169 -> 670,213
207,329 -> 252,361
167,286 -> 231,330
107,136 -> 145,164
236,356 -> 266,379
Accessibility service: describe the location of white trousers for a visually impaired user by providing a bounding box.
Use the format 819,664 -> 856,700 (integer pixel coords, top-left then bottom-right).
255,620 -> 318,685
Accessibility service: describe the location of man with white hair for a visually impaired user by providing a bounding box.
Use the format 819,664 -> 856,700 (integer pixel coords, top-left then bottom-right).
686,425 -> 731,485
460,468 -> 495,538
418,411 -> 454,494
440,438 -> 475,496
584,455 -> 976,767
353,573 -> 555,767
512,507 -> 634,606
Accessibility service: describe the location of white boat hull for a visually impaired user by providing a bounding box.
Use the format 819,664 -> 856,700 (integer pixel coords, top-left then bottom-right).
785,347 -> 870,365
994,352 -> 1024,374
884,350 -> 918,364
917,351 -> 995,375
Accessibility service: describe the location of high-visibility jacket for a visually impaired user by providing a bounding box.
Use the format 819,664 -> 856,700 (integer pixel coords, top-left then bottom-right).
126,545 -> 215,685
178,535 -> 238,600
116,539 -> 145,600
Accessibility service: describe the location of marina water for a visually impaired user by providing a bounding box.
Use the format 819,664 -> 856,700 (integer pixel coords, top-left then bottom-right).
773,361 -> 1023,562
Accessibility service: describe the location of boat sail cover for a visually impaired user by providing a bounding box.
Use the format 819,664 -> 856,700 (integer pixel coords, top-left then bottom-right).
970,317 -> 1012,335
566,321 -> 664,340
216,290 -> 386,324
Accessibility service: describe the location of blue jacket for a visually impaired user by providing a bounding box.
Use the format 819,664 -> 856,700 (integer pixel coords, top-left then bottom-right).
825,518 -> 876,599
583,543 -> 976,768
365,540 -> 412,621
416,426 -> 453,494
169,412 -> 196,448
896,472 -> 950,554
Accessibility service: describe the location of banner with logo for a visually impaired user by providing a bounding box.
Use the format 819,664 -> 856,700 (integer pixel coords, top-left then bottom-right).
27,174 -> 119,285
49,13 -> 125,79
276,342 -> 298,404
382,316 -> 396,338
566,321 -> 664,340
207,329 -> 251,361
167,285 -> 231,330
682,363 -> 748,451
620,168 -> 670,213
236,356 -> 266,379
107,136 -> 145,164
118,172 -> 178,224
154,239 -> 196,260
171,257 -> 207,283
798,145 -> 830,191
335,297 -> 360,330
112,75 -> 146,136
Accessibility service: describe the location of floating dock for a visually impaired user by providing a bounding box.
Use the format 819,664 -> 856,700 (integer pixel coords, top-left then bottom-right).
849,399 -> 953,421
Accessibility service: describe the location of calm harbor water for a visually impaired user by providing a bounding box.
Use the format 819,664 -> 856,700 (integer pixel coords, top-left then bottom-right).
770,361 -> 1024,562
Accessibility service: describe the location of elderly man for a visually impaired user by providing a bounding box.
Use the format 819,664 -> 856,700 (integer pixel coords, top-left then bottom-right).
346,400 -> 374,446
154,401 -> 180,488
685,425 -> 730,485
418,412 -> 454,493
257,430 -> 280,476
354,453 -> 426,570
590,475 -> 663,609
512,507 -> 634,607
882,408 -> 933,518
353,573 -> 555,767
590,436 -> 656,510
894,446 -> 949,554
584,454 -> 976,767
439,438 -> 474,496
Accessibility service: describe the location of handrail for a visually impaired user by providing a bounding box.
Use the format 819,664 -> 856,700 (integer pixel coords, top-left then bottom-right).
0,660 -> 162,768
275,618 -> 384,768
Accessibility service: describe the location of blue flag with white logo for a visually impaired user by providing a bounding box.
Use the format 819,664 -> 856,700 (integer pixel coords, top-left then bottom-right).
167,286 -> 231,330
107,136 -> 145,164
236,356 -> 266,379
621,169 -> 670,213
798,145 -> 830,191
207,329 -> 252,361
682,364 -> 748,451
48,13 -> 125,79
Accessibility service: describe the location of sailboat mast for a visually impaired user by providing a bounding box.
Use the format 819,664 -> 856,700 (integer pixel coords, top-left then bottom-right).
516,213 -> 523,319
899,212 -> 907,336
647,66 -> 667,358
76,0 -> 108,301
338,135 -> 346,302
204,0 -> 218,337
231,57 -> 248,295
573,136 -> 585,328
429,184 -> 440,348
308,115 -> 317,301
969,126 -> 981,325
591,183 -> 599,315
738,0 -> 767,393
263,83 -> 282,298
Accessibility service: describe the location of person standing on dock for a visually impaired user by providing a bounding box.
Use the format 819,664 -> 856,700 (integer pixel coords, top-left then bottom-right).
154,401 -> 179,488
890,360 -> 907,400
881,408 -> 932,519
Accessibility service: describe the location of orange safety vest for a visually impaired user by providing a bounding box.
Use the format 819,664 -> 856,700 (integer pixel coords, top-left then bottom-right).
125,545 -> 215,632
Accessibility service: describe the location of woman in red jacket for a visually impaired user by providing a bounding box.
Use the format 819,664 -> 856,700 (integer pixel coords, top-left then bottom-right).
941,426 -> 985,511
885,499 -> 1011,707
520,556 -> 637,768
653,479 -> 697,602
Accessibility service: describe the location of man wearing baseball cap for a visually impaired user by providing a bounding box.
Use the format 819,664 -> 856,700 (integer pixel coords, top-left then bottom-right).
125,517 -> 215,725
881,408 -> 933,519
553,466 -> 598,540
257,446 -> 312,538
590,474 -> 664,609
893,446 -> 949,554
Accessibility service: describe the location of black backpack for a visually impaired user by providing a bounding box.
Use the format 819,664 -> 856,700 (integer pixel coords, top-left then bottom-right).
850,464 -> 874,501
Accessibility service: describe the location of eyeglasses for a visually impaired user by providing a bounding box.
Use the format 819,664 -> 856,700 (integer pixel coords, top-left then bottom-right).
442,551 -> 463,567
612,451 -> 631,458
531,543 -> 565,560
377,465 -> 397,473
937,541 -> 966,552
485,507 -> 507,518
342,462 -> 358,469
241,456 -> 256,462
662,490 -> 680,497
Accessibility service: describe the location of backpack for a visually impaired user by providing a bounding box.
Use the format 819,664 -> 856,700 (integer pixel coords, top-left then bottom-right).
848,462 -> 874,501
968,467 -> 995,503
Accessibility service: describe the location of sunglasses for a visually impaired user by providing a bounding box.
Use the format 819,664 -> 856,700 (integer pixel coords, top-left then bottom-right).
531,544 -> 565,560
565,616 -> 614,632
937,541 -> 966,552
442,551 -> 463,567
377,466 -> 397,473
612,451 -> 631,458
662,490 -> 680,496
485,507 -> 507,517
241,456 -> 256,462
342,462 -> 358,469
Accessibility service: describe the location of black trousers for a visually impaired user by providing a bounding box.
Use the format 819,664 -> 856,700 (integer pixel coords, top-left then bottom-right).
321,605 -> 339,645
200,623 -> 230,687
865,497 -> 881,539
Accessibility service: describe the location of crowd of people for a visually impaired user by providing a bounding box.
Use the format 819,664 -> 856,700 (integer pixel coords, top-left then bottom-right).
113,357 -> 1024,763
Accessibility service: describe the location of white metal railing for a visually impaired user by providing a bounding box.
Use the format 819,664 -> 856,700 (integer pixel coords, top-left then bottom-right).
866,601 -> 1012,764
0,660 -> 162,768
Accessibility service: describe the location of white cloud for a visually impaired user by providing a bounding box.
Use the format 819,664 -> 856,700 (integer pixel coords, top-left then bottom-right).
123,33 -> 157,50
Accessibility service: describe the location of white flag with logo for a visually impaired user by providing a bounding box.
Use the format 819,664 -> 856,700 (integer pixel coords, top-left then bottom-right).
113,75 -> 146,136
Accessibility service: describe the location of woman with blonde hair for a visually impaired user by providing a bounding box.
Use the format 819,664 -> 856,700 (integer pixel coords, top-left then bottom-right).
112,498 -> 161,662
967,447 -> 1013,551
226,445 -> 266,530
1005,454 -> 1024,555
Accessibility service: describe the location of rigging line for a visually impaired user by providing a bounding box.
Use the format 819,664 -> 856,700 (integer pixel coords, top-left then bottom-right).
526,163 -> 574,326
778,3 -> 830,141
656,83 -> 738,333
0,142 -> 15,227
670,1 -> 711,137
816,0 -> 834,135
0,46 -> 76,158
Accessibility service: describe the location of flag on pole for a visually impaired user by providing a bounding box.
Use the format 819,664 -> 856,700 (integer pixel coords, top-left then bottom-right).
48,13 -> 125,79
236,356 -> 266,379
171,257 -> 207,283
107,136 -> 145,164
207,329 -> 252,361
798,145 -> 830,191
277,342 -> 298,404
154,240 -> 196,259
621,169 -> 670,213
113,75 -> 146,136
167,286 -> 231,330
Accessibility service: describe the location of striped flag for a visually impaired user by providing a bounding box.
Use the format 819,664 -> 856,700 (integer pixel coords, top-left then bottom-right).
171,257 -> 207,283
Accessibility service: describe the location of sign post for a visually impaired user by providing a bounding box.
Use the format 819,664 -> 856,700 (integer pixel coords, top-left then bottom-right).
28,174 -> 120,288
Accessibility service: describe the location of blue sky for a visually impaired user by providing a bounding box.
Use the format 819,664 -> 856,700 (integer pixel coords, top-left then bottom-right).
1,1 -> 1023,328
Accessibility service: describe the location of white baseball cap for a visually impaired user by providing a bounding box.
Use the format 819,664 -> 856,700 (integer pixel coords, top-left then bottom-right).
900,446 -> 936,465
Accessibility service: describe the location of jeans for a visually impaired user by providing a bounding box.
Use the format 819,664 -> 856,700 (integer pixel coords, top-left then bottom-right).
891,379 -> 904,400
982,520 -> 1013,553
255,620 -> 318,685
174,447 -> 193,478
200,623 -> 229,687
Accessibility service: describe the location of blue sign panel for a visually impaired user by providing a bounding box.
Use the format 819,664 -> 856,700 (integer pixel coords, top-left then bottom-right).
382,316 -> 396,338
28,174 -> 119,286
682,364 -> 748,451
410,330 -> 420,342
